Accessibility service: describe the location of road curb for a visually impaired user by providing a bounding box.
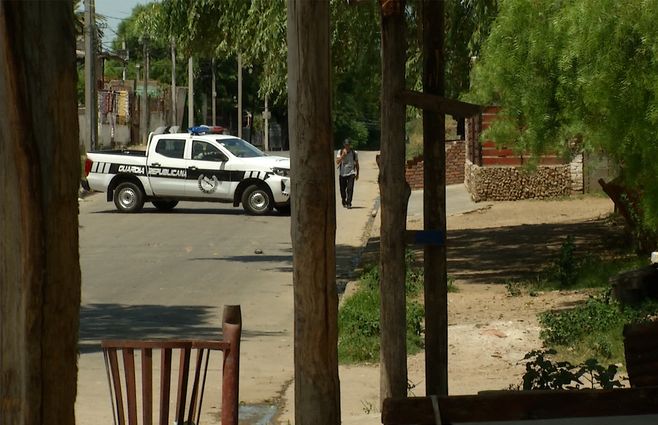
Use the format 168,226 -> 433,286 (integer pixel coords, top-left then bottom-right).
339,195 -> 380,308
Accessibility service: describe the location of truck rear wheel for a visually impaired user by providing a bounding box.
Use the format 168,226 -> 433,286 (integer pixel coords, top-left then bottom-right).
152,200 -> 178,211
113,182 -> 144,213
242,184 -> 273,215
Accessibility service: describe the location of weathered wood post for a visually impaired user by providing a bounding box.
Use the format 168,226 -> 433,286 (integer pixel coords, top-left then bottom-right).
379,0 -> 410,403
0,1 -> 81,423
221,305 -> 242,425
422,0 -> 449,397
287,0 -> 341,423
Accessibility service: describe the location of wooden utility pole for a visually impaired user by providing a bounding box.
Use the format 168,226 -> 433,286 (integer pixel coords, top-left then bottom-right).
422,0 -> 448,396
0,2 -> 81,423
379,0 -> 409,403
287,1 -> 341,423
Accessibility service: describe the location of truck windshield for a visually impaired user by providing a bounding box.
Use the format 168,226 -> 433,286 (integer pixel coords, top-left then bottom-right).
218,138 -> 266,158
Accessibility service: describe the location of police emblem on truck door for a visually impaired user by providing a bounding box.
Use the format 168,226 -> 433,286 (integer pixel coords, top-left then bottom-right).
197,174 -> 219,194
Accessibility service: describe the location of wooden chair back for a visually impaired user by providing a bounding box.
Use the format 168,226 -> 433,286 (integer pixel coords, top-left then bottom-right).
624,321 -> 658,388
102,305 -> 241,425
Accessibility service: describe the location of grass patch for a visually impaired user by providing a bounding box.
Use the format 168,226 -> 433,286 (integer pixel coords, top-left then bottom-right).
539,291 -> 658,365
338,265 -> 424,363
338,251 -> 433,364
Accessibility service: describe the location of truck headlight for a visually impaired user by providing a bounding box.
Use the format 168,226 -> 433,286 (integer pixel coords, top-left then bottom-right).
273,167 -> 290,177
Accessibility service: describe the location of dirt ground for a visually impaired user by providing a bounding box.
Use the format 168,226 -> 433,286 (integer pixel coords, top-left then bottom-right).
337,195 -> 623,423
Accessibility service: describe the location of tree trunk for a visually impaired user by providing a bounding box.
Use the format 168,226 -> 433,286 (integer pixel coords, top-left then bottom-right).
287,1 -> 341,423
422,0 -> 448,396
379,0 -> 409,403
0,2 -> 81,424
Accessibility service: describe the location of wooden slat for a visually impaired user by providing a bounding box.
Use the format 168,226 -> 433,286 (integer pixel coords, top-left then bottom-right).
122,348 -> 138,425
481,148 -> 516,157
482,157 -> 524,166
107,348 -> 126,425
624,322 -> 658,387
187,348 -> 206,424
175,347 -> 191,423
396,90 -> 482,118
142,348 -> 153,425
197,348 -> 212,425
382,387 -> 658,425
159,348 -> 172,425
102,339 -> 228,350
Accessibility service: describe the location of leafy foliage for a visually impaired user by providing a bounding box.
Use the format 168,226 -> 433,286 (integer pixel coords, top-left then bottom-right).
555,236 -> 576,288
102,0 -> 500,147
338,261 -> 425,364
469,0 -> 658,230
522,349 -> 622,390
539,291 -> 658,363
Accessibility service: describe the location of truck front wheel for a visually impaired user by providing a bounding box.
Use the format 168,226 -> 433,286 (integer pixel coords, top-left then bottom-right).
242,184 -> 273,215
113,182 -> 144,213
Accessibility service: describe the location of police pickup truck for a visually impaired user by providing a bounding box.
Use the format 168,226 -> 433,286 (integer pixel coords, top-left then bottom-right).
84,127 -> 290,215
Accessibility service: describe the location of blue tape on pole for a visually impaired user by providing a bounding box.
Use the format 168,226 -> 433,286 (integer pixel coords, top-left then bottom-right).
414,230 -> 445,246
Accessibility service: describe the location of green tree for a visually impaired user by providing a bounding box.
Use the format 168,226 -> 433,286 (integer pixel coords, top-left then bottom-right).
469,0 -> 658,234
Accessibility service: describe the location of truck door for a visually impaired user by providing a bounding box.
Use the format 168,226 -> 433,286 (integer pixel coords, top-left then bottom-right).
147,138 -> 189,196
184,139 -> 232,199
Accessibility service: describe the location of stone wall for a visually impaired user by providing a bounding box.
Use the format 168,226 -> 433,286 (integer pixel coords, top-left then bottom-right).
405,140 -> 465,189
570,153 -> 584,193
465,160 -> 572,201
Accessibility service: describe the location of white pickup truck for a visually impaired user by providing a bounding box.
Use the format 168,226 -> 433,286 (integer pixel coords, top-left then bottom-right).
84,129 -> 290,215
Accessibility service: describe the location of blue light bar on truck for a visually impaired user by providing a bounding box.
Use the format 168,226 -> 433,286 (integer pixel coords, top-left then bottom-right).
188,125 -> 225,135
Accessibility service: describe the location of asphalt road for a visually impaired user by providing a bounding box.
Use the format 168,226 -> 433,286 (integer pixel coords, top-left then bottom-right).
76,195 -> 296,424
74,152 -> 477,424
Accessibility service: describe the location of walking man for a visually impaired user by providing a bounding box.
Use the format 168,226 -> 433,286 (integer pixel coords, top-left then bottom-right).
336,139 -> 359,209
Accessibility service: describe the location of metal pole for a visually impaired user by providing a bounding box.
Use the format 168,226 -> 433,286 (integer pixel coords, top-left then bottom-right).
121,40 -> 127,82
84,0 -> 98,151
188,56 -> 194,128
212,58 -> 217,126
145,39 -> 150,140
140,38 -> 149,144
238,53 -> 242,139
171,38 -> 177,126
264,95 -> 269,151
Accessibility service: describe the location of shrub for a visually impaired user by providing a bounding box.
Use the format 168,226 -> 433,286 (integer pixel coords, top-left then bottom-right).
522,349 -> 622,390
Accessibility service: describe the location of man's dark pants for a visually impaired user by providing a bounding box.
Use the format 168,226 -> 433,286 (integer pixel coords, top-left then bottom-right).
339,174 -> 356,206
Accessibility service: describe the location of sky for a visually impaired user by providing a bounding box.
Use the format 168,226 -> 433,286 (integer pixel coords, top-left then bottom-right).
95,0 -> 149,48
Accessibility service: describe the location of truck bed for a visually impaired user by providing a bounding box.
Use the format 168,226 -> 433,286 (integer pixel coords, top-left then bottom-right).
88,149 -> 147,157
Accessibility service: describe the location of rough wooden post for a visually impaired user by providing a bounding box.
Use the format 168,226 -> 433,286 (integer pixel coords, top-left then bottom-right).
287,0 -> 341,423
221,305 -> 242,425
422,0 -> 449,396
379,0 -> 409,403
0,2 -> 81,423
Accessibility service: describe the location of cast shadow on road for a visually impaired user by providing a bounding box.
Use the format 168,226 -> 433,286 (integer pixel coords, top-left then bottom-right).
361,218 -> 628,285
79,303 -> 286,354
188,242 -> 363,292
92,207 -> 291,216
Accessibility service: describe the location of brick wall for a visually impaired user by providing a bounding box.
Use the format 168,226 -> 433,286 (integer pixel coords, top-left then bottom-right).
405,140 -> 465,189
464,105 -> 584,201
